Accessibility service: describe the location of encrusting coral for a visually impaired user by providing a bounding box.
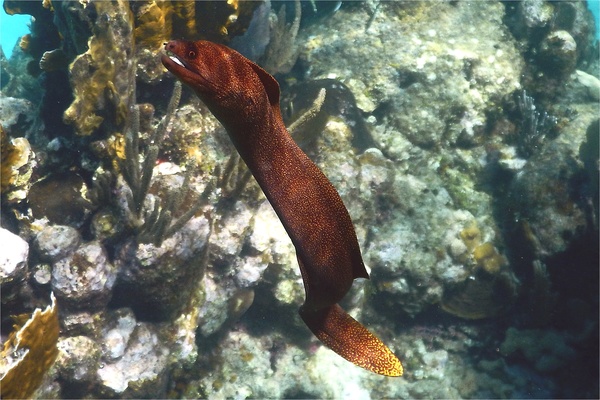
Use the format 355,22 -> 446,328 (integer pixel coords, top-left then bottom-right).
63,0 -> 135,136
0,125 -> 35,204
0,293 -> 60,399
441,222 -> 517,319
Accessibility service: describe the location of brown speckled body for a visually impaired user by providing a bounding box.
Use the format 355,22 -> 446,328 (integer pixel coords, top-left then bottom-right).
162,40 -> 402,376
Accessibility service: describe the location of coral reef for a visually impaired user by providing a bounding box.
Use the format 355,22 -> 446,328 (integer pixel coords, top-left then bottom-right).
54,335 -> 101,387
500,327 -> 577,373
1,0 -> 598,398
112,214 -> 210,321
303,1 -> 524,153
503,0 -> 597,99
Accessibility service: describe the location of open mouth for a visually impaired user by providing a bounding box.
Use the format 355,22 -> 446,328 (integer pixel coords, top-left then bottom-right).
162,49 -> 212,90
166,50 -> 186,69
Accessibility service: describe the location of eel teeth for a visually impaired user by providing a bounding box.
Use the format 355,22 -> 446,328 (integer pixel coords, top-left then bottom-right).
170,56 -> 185,68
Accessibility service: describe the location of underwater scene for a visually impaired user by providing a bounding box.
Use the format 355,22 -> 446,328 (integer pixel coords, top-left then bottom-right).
0,0 -> 599,398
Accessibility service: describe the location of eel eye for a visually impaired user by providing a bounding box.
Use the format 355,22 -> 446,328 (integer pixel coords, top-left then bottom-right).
188,50 -> 196,59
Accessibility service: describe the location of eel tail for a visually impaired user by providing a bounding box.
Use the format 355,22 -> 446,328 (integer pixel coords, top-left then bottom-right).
299,303 -> 403,377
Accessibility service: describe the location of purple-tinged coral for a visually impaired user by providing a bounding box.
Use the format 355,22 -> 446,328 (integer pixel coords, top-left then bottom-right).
51,241 -> 116,312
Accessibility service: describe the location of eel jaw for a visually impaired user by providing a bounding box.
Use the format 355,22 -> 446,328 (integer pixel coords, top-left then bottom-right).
169,55 -> 185,68
161,50 -> 188,72
166,51 -> 186,68
161,50 -> 210,91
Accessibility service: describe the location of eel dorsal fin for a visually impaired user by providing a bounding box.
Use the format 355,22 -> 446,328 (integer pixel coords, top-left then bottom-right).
249,62 -> 280,107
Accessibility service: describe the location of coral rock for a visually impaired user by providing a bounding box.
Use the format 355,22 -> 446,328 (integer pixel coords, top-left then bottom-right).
51,241 -> 116,311
101,308 -> 137,362
55,335 -> 101,384
539,30 -> 578,77
500,327 -> 577,373
113,216 -> 210,321
0,228 -> 29,297
34,225 -> 81,262
508,105 -> 595,257
97,322 -> 169,397
28,173 -> 90,227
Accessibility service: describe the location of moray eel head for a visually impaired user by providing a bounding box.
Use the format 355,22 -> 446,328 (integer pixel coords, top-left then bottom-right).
162,40 -> 223,94
162,40 -> 280,131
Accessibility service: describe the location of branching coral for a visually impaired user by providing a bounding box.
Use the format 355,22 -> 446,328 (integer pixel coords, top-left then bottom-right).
516,90 -> 558,158
287,88 -> 326,137
117,81 -> 210,246
0,293 -> 59,400
260,0 -> 302,75
217,153 -> 253,201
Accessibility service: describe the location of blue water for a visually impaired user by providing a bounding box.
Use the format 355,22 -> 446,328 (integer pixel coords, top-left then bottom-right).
0,8 -> 31,58
592,0 -> 600,39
